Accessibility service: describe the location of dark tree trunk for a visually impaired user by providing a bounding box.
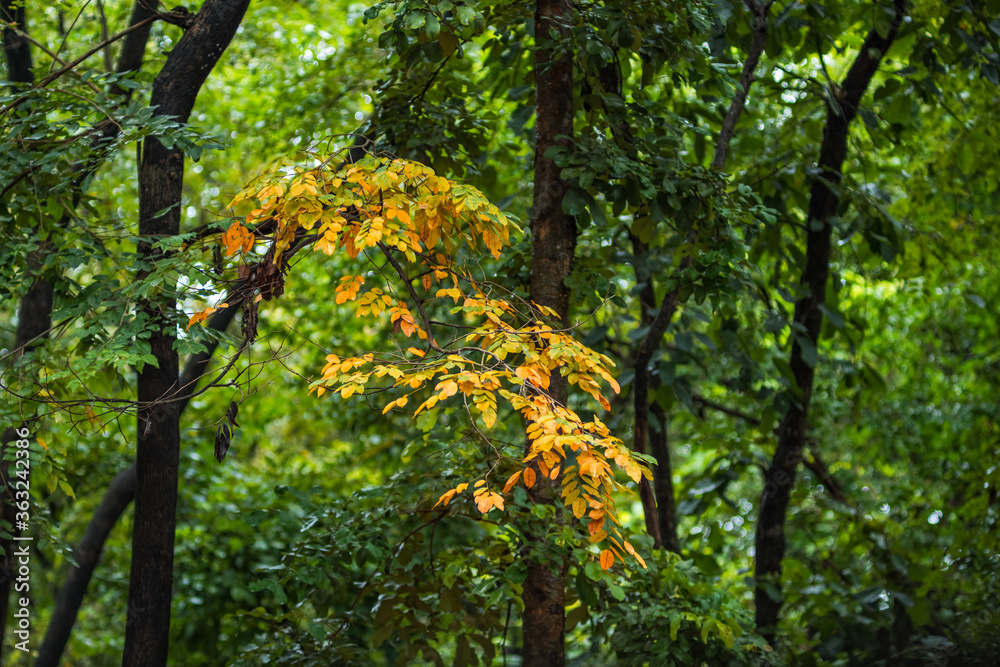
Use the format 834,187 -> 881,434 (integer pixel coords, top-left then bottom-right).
36,304 -> 238,667
754,0 -> 907,642
1,0 -> 32,87
629,235 -> 683,552
712,0 -> 769,170
122,2 -> 249,665
649,402 -> 678,551
0,2 -> 45,656
628,1 -> 769,554
523,0 -> 574,664
34,466 -> 136,666
0,3 -> 158,655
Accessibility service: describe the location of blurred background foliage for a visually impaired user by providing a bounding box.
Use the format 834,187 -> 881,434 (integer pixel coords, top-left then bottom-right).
2,0 -> 999,664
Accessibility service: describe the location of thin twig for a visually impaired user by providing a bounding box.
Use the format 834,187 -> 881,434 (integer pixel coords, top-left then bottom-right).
0,15 -> 158,117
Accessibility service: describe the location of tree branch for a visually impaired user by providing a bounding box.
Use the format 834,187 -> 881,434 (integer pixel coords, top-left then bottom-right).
712,0 -> 771,168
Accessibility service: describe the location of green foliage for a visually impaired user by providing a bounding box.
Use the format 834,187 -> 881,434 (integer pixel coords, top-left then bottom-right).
3,0 -> 1000,665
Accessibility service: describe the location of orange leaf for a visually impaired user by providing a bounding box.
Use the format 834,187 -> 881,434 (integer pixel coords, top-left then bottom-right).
600,549 -> 614,570
503,470 -> 522,493
523,467 -> 537,488
222,221 -> 253,256
475,493 -> 494,513
186,307 -> 217,330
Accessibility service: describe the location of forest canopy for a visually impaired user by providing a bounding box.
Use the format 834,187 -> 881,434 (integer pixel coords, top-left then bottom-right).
1,0 -> 999,665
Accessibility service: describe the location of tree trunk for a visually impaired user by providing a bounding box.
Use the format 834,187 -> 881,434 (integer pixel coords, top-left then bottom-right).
122,2 -> 249,665
37,303 -> 238,667
523,0 -> 574,664
0,2 -> 46,656
629,235 -> 684,552
628,0 -> 769,554
1,0 -> 31,88
649,403 -> 679,553
712,0 -> 769,170
754,0 -> 907,641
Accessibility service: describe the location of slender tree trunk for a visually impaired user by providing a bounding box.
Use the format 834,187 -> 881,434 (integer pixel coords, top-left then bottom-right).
1,0 -> 31,88
0,3 -> 45,657
628,0 -> 770,554
648,402 -> 678,551
122,2 -> 249,665
713,0 -> 769,170
36,304 -> 238,667
629,236 -> 683,552
754,0 -> 907,641
523,0 -> 574,664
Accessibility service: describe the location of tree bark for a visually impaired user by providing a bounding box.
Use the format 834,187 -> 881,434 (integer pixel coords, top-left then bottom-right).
523,0 -> 574,664
753,0 -> 907,642
1,0 -> 32,87
0,2 -> 45,656
36,305 -> 238,667
629,236 -> 683,552
122,1 -> 249,665
628,1 -> 770,554
712,0 -> 770,170
648,402 -> 678,552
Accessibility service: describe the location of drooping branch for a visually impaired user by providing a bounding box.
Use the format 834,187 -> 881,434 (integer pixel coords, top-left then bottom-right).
753,0 -> 908,642
0,15 -> 157,117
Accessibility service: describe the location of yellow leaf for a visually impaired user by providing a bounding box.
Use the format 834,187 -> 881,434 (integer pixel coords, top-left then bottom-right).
572,497 -> 586,519
434,489 -> 456,508
490,492 -> 505,511
407,347 -> 425,357
600,550 -> 614,570
381,395 -> 408,414
437,380 -> 458,399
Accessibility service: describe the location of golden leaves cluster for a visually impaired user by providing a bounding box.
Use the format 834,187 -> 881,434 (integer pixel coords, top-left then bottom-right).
193,154 -> 649,569
225,155 -> 514,267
